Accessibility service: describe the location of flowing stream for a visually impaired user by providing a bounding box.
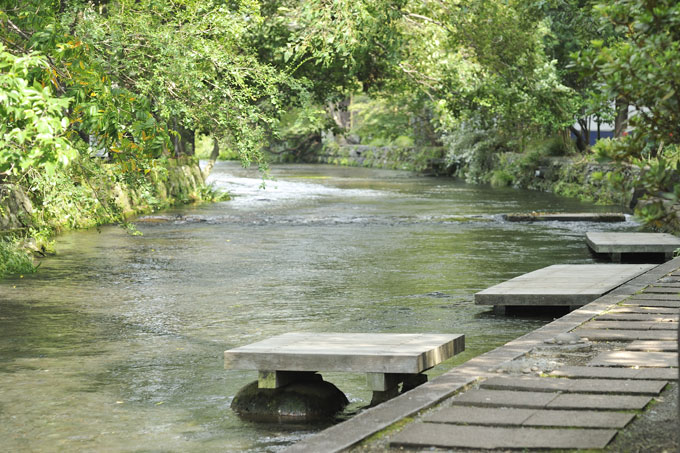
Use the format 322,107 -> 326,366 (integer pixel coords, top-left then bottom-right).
0,162 -> 637,452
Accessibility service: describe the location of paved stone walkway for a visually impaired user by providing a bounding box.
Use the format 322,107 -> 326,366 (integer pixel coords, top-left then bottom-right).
284,258 -> 680,452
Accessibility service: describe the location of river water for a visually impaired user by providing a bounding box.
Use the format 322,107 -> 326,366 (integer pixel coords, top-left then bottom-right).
0,162 -> 636,452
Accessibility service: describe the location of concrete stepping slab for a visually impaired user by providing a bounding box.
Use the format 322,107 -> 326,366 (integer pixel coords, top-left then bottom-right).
450,389 -> 558,408
626,341 -> 678,352
584,320 -> 676,330
609,306 -> 679,314
641,287 -> 680,294
475,264 -> 653,307
480,376 -> 665,395
547,393 -> 652,410
224,332 -> 464,375
425,406 -> 535,426
574,328 -> 676,341
522,409 -> 635,429
623,299 -> 680,308
585,232 -> 680,258
652,283 -> 680,288
626,293 -> 680,301
551,365 -> 676,380
589,350 -> 678,368
598,312 -> 678,322
389,424 -> 618,450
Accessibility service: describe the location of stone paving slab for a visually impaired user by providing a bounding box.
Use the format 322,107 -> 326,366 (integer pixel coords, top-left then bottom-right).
573,328 -> 676,341
547,393 -> 652,410
623,299 -> 680,308
589,350 -> 678,368
389,424 -> 618,450
475,264 -> 653,307
641,287 -> 680,294
450,389 -> 558,408
652,283 -> 680,288
551,365 -> 676,380
584,320 -> 676,330
480,376 -> 666,395
609,306 -> 680,314
626,340 -> 678,352
425,406 -> 534,426
585,232 -> 680,254
598,312 -> 678,321
522,409 -> 635,428
625,293 -> 680,301
224,332 -> 464,374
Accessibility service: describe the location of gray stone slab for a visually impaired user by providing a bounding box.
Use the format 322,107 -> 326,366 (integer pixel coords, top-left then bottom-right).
224,332 -> 464,374
450,389 -> 558,408
551,365 -> 677,381
480,376 -> 665,395
624,299 -> 680,308
609,306 -> 680,314
424,406 -> 535,426
589,351 -> 678,368
585,232 -> 680,254
652,283 -> 680,288
574,328 -> 676,341
626,340 -> 678,352
584,320 -> 676,330
475,264 -> 653,307
598,312 -> 679,322
547,393 -> 652,410
522,409 -> 635,428
641,287 -> 680,294
389,424 -> 617,450
626,293 -> 680,300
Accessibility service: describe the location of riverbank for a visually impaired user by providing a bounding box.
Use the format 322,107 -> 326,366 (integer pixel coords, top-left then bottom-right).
282,141 -> 630,209
0,156 -> 215,278
284,257 -> 680,452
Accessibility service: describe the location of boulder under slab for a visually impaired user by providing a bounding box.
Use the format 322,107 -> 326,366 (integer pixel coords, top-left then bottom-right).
231,374 -> 348,423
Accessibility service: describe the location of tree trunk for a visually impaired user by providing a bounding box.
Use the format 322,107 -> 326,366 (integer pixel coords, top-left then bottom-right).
614,99 -> 628,138
170,118 -> 196,157
202,137 -> 220,180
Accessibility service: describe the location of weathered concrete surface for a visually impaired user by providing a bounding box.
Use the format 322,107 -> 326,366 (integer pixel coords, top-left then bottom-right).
389,424 -> 618,450
547,393 -> 652,410
623,299 -> 680,308
609,306 -> 680,314
449,389 -> 558,408
523,409 -> 635,428
480,376 -> 666,395
475,264 -> 653,307
585,232 -> 680,258
504,212 -> 626,222
589,351 -> 678,368
598,312 -> 678,322
551,366 -> 678,381
573,328 -> 676,341
625,293 -> 680,300
626,340 -> 678,352
224,332 -> 464,374
584,320 -> 676,330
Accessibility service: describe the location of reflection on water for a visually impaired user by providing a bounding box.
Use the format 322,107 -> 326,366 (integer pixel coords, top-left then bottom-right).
0,162 -> 636,451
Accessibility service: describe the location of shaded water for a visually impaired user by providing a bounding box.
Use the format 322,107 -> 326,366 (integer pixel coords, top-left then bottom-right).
0,162 -> 637,452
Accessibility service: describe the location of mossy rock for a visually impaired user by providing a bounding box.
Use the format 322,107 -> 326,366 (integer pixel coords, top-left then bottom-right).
231,375 -> 348,423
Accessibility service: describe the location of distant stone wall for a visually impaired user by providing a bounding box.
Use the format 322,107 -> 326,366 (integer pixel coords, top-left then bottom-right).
0,184 -> 33,231
309,143 -> 447,174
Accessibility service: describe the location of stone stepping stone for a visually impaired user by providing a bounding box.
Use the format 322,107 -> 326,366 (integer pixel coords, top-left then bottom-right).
574,328 -> 675,341
389,424 -> 618,450
641,287 -> 680,294
450,389 -> 557,409
547,393 -> 652,410
584,320 -> 676,330
598,312 -> 678,322
589,351 -> 678,368
424,406 -> 635,429
551,365 -> 676,381
652,283 -> 680,288
623,299 -> 680,308
626,341 -> 678,352
609,306 -> 679,315
585,232 -> 680,261
480,376 -> 665,395
626,293 -> 680,301
474,264 -> 653,308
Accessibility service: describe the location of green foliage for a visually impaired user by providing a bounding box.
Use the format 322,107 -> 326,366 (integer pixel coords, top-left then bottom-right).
0,45 -> 75,176
442,127 -> 509,183
0,238 -> 35,278
490,170 -> 514,187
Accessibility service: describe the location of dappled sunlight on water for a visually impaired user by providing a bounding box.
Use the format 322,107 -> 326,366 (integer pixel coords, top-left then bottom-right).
0,162 -> 637,451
